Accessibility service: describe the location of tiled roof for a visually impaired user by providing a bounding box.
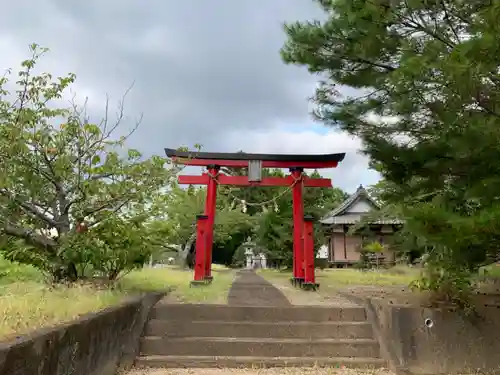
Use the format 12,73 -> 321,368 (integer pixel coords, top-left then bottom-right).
321,214 -> 404,225
320,185 -> 403,225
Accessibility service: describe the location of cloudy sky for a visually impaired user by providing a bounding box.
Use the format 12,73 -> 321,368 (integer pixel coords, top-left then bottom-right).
1,0 -> 380,193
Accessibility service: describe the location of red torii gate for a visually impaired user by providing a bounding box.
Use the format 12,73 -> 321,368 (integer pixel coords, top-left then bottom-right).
164,148 -> 345,290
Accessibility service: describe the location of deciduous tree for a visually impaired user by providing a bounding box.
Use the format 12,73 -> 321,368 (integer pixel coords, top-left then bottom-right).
0,44 -> 175,280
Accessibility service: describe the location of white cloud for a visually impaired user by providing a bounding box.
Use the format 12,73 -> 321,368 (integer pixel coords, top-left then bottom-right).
222,127 -> 381,192
364,112 -> 401,125
0,36 -> 135,124
0,1 -> 382,193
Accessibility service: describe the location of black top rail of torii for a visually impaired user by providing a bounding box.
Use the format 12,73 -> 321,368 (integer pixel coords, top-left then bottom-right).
164,148 -> 345,162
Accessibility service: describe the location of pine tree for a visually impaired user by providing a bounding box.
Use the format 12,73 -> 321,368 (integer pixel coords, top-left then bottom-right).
282,1 -> 500,296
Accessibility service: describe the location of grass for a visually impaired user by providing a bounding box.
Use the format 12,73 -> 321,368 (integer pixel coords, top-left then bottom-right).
0,282 -> 124,339
319,267 -> 419,286
260,266 -> 419,287
480,263 -> 500,278
0,257 -> 45,284
261,265 -> 500,306
0,258 -> 235,340
259,266 -> 421,306
128,367 -> 393,375
120,265 -> 235,304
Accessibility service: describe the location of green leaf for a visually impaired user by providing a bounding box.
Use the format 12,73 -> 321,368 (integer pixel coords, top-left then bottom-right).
91,155 -> 101,165
0,44 -> 177,281
282,0 -> 500,299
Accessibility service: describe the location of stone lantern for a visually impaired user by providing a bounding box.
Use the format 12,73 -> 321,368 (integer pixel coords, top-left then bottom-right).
243,237 -> 256,269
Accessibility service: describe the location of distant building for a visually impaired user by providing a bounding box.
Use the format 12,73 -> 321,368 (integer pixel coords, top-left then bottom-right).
319,185 -> 403,267
316,245 -> 329,259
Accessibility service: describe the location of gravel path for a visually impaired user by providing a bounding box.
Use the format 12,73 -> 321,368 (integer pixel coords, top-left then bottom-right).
227,270 -> 291,307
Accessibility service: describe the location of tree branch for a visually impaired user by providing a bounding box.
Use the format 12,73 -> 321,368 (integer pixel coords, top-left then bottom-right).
2,222 -> 57,249
0,188 -> 58,227
86,199 -> 132,227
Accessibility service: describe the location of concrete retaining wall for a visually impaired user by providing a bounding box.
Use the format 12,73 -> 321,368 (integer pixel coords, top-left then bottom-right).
369,298 -> 500,374
0,292 -> 164,375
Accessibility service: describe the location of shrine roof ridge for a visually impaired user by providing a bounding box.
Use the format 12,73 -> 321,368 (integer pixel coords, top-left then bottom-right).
164,148 -> 346,163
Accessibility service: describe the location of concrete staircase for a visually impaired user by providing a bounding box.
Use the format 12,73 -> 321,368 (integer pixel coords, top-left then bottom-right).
135,303 -> 386,369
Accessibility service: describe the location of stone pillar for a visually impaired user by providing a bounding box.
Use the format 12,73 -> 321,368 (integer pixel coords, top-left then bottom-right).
260,253 -> 267,269
245,248 -> 253,269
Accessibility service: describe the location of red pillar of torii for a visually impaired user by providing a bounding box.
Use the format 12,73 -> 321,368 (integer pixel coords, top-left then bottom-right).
165,148 -> 345,290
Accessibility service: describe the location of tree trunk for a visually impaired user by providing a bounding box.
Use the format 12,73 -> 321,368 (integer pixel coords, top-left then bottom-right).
52,262 -> 79,282
108,269 -> 120,281
178,233 -> 196,268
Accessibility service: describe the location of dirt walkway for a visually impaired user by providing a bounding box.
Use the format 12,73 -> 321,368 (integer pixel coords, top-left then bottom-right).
227,270 -> 291,307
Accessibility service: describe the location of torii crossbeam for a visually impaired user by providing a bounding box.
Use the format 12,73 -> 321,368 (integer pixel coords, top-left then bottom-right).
165,148 -> 345,290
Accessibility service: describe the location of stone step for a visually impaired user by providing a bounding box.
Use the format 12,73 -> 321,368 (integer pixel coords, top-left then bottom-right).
150,304 -> 366,322
145,320 -> 374,339
135,355 -> 387,369
140,337 -> 380,358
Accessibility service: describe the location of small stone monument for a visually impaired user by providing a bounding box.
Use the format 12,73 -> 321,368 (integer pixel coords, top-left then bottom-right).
259,252 -> 267,269
243,237 -> 256,269
242,237 -> 268,269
